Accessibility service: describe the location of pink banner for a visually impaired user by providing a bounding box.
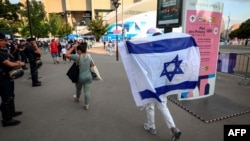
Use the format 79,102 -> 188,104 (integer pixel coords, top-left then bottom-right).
181,0 -> 223,100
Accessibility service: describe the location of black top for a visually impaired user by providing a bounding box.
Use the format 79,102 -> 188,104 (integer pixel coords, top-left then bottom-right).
0,49 -> 11,77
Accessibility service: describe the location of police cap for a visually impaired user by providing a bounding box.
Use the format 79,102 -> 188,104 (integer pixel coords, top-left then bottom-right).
0,32 -> 6,39
152,32 -> 162,36
26,37 -> 36,42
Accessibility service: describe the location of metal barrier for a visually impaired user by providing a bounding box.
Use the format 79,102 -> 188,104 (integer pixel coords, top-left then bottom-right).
236,54 -> 250,85
218,52 -> 250,86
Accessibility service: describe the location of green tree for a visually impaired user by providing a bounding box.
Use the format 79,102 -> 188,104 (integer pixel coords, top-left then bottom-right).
239,19 -> 250,38
0,19 -> 10,30
229,19 -> 250,39
0,0 -> 24,34
48,13 -> 72,38
87,16 -> 109,41
21,0 -> 49,38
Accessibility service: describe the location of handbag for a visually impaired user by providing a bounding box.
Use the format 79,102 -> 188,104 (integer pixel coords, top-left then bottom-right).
91,70 -> 97,79
9,67 -> 24,79
87,54 -> 102,81
66,57 -> 80,83
90,65 -> 102,80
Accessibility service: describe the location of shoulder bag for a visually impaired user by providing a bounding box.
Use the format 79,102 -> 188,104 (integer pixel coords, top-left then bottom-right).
66,56 -> 80,83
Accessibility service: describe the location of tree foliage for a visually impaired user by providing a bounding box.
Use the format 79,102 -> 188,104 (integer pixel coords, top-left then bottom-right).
49,13 -> 72,38
0,0 -> 24,34
229,19 -> 250,39
87,17 -> 109,41
21,0 -> 48,38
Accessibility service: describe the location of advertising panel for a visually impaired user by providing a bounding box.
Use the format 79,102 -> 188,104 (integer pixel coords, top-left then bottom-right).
156,0 -> 183,28
181,0 -> 224,100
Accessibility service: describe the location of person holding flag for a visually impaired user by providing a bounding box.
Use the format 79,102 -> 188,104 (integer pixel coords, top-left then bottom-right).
118,32 -> 200,141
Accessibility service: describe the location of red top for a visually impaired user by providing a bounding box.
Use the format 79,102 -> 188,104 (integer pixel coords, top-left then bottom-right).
50,41 -> 58,53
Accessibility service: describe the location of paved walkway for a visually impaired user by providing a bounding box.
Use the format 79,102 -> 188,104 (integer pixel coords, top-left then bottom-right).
0,47 -> 249,141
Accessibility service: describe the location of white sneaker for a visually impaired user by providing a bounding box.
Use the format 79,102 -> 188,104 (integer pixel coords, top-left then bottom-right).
84,105 -> 90,111
143,123 -> 157,135
171,128 -> 181,141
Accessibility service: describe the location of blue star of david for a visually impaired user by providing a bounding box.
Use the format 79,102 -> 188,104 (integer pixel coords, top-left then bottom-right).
160,55 -> 184,81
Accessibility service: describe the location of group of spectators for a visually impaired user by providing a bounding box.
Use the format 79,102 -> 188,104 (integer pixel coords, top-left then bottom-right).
220,38 -> 250,46
0,34 -> 93,127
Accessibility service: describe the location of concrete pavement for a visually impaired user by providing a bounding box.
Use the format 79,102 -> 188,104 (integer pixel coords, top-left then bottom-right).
0,47 -> 249,141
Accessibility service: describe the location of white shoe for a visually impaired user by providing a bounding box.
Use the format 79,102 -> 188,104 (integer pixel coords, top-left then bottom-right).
84,105 -> 90,111
171,128 -> 181,141
73,95 -> 79,103
143,123 -> 157,135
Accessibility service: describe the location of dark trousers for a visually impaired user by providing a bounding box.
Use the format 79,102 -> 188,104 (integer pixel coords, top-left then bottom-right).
0,78 -> 15,121
29,60 -> 39,84
63,54 -> 66,61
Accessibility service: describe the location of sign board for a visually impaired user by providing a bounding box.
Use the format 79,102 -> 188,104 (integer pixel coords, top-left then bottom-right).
113,29 -> 122,35
180,0 -> 224,100
156,0 -> 183,28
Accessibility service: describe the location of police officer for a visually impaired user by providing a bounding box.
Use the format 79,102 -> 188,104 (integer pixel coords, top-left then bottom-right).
18,39 -> 28,70
25,38 -> 42,87
0,33 -> 25,127
9,39 -> 20,61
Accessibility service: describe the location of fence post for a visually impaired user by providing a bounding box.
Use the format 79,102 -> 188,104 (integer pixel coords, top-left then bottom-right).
239,54 -> 250,86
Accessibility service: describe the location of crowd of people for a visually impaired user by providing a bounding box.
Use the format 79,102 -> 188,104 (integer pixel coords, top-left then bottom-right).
0,33 -> 98,127
1,33 -> 181,141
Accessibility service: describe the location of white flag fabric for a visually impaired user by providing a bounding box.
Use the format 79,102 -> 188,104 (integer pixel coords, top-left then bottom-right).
118,32 -> 200,107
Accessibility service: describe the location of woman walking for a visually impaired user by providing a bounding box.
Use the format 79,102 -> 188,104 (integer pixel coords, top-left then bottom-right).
65,42 -> 93,110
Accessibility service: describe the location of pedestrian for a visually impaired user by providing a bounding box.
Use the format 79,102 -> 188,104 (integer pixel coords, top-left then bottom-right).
143,32 -> 181,141
108,40 -> 113,56
58,42 -> 62,57
65,42 -> 93,111
25,38 -> 42,87
61,46 -> 67,63
245,39 -> 248,46
43,41 -> 49,53
49,39 -> 59,64
103,41 -> 106,49
18,39 -> 28,70
8,39 -> 20,61
0,32 -> 25,127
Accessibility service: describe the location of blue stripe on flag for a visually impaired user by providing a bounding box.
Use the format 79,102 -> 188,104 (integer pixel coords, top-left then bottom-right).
139,81 -> 198,102
126,37 -> 197,54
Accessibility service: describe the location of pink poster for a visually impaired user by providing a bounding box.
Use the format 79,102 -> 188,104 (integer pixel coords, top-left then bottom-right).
180,0 -> 223,100
186,10 -> 221,75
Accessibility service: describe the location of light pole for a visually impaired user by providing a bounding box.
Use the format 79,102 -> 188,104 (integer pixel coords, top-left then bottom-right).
225,15 -> 230,41
111,0 -> 120,61
26,0 -> 33,37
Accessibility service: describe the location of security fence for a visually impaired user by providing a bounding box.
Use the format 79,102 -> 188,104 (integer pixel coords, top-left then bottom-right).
217,52 -> 250,86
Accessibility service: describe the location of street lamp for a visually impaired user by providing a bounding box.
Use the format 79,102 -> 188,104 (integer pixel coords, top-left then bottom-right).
225,15 -> 230,41
111,0 -> 120,61
62,12 -> 70,41
26,0 -> 33,37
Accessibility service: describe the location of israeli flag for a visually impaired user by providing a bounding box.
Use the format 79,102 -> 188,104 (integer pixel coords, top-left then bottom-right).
119,32 -> 200,107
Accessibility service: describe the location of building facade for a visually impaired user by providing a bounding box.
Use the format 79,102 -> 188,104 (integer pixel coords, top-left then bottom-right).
19,0 -> 140,27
